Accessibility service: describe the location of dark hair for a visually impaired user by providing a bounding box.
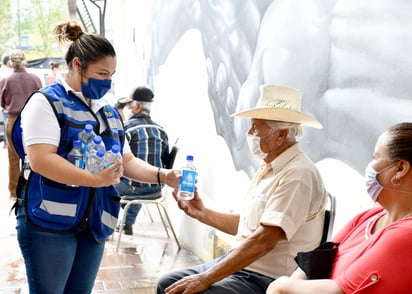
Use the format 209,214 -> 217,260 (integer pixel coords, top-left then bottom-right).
53,20 -> 116,70
49,61 -> 62,70
386,122 -> 412,164
2,55 -> 10,66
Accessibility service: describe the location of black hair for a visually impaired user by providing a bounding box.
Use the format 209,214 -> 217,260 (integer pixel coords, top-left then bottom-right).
2,55 -> 10,66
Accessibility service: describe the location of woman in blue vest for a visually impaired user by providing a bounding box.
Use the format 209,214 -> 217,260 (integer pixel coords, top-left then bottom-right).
13,20 -> 180,293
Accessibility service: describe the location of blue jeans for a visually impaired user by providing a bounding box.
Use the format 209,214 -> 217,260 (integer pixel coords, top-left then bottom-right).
16,205 -> 105,294
156,255 -> 274,294
115,177 -> 162,225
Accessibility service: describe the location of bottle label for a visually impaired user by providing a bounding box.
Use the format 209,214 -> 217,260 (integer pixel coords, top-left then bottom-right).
179,169 -> 196,192
74,158 -> 84,169
80,143 -> 88,156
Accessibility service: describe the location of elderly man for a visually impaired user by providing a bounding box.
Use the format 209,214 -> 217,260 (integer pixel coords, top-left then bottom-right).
156,84 -> 327,294
115,87 -> 170,235
0,50 -> 42,199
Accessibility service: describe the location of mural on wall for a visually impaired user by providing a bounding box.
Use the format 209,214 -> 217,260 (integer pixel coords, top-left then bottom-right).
146,0 -> 412,177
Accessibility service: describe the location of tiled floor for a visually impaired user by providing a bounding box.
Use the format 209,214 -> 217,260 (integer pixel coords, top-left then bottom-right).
0,144 -> 202,293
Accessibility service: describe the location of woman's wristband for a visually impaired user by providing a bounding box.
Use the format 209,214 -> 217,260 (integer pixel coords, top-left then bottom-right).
157,167 -> 161,185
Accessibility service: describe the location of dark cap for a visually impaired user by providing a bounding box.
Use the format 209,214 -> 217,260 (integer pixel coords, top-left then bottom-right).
119,87 -> 154,103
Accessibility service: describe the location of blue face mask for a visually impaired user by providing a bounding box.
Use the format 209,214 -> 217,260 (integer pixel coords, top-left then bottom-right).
81,77 -> 112,100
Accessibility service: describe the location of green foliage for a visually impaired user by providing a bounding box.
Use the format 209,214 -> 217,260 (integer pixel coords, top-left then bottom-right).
1,0 -> 69,59
0,0 -> 13,57
30,0 -> 68,56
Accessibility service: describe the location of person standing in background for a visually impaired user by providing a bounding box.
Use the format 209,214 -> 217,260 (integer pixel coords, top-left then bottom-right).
0,55 -> 12,78
46,61 -> 64,85
0,50 -> 42,199
0,55 -> 13,148
115,87 -> 170,235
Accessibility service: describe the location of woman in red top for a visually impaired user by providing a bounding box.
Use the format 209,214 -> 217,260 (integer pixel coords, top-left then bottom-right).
267,122 -> 412,294
46,61 -> 64,85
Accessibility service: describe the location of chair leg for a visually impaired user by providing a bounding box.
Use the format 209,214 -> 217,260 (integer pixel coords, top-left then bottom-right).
116,201 -> 133,252
155,204 -> 171,238
143,204 -> 154,223
157,203 -> 181,249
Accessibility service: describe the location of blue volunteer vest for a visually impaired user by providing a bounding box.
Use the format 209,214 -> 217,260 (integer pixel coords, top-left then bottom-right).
12,83 -> 125,242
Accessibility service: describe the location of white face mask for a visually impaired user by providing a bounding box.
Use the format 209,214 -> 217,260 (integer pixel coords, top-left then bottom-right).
123,107 -> 134,120
246,133 -> 268,160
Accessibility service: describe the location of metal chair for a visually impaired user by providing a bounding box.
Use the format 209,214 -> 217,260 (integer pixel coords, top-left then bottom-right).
320,193 -> 336,244
115,144 -> 181,252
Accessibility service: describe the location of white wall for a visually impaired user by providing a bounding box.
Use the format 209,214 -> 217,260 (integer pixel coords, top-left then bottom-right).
151,30 -> 251,260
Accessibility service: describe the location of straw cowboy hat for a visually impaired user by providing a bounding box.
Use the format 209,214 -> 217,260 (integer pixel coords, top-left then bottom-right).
232,84 -> 323,128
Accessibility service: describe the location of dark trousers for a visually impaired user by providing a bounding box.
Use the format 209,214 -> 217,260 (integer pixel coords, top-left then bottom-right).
156,255 -> 274,294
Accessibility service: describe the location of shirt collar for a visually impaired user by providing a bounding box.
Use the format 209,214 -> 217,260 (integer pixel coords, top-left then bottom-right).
268,142 -> 303,174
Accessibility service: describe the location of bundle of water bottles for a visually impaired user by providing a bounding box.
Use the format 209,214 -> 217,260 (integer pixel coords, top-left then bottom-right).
67,124 -> 122,174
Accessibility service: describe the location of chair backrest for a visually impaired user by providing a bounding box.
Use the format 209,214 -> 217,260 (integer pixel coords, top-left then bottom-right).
164,138 -> 179,169
320,193 -> 336,244
164,145 -> 178,169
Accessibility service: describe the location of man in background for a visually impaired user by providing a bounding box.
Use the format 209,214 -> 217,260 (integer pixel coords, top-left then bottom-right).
0,50 -> 42,199
0,55 -> 12,78
115,86 -> 170,235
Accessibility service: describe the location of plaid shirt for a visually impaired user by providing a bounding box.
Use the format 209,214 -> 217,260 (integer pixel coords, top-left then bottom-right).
124,113 -> 169,188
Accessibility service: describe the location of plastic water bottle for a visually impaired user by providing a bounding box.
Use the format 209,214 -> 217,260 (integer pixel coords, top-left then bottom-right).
178,155 -> 197,200
86,135 -> 105,165
86,148 -> 105,174
78,124 -> 96,155
103,144 -> 122,171
87,135 -> 105,155
67,140 -> 84,169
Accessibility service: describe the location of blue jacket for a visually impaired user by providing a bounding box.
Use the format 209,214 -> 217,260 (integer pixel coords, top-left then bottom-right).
12,83 -> 125,241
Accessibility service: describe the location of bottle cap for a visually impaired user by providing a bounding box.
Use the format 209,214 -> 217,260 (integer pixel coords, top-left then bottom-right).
96,148 -> 105,157
111,144 -> 120,153
94,136 -> 102,144
73,140 -> 81,147
85,124 -> 93,133
186,155 -> 194,161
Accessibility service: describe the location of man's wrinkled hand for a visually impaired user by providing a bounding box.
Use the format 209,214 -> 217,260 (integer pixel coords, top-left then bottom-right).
165,273 -> 211,294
